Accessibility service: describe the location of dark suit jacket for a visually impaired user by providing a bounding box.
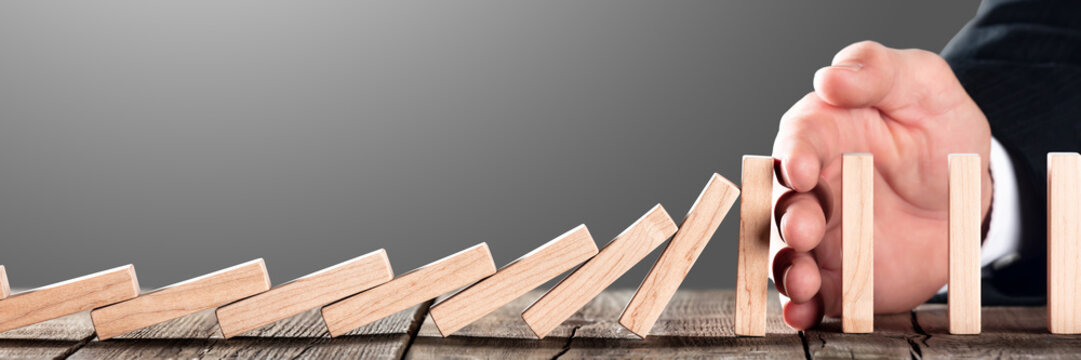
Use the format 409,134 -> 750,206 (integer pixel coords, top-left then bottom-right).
935,0 -> 1081,305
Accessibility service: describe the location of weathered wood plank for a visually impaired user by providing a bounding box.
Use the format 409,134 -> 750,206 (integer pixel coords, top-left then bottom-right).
409,289 -> 803,359
68,301 -> 427,360
0,294 -> 97,359
410,291 -> 569,359
0,311 -> 95,341
0,339 -> 87,360
914,304 -> 1081,359
803,311 -> 918,360
562,290 -> 802,359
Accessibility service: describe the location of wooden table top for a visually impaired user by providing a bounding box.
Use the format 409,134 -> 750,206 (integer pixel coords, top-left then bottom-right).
0,289 -> 1072,359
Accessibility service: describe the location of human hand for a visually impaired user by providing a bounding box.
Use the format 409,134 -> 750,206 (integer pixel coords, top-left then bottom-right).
770,41 -> 993,330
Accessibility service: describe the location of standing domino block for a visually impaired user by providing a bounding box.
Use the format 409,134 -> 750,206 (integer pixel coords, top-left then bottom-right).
734,156 -> 773,336
321,243 -> 497,337
429,225 -> 599,337
217,250 -> 393,338
0,265 -> 9,299
842,153 -> 874,333
948,154 -> 981,335
91,259 -> 271,340
620,174 -> 741,338
1048,152 -> 1081,334
0,265 -> 139,333
522,204 -> 678,339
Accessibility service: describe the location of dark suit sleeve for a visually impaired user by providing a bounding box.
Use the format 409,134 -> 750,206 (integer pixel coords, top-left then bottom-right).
938,0 -> 1081,305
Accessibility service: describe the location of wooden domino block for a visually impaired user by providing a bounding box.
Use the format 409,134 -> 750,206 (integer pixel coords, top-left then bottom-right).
620,173 -> 741,338
91,259 -> 270,340
216,250 -> 394,338
1048,152 -> 1081,334
522,204 -> 678,339
321,243 -> 497,337
734,156 -> 773,336
429,225 -> 598,337
0,265 -> 9,299
842,153 -> 874,333
0,265 -> 139,333
948,154 -> 981,335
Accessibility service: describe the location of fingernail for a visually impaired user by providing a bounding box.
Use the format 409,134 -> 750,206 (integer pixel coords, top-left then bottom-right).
828,62 -> 863,71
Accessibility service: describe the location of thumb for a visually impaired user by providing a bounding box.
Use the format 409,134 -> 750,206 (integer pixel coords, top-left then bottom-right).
812,41 -> 962,116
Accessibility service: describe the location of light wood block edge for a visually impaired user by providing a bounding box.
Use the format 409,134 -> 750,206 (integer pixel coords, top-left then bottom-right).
620,173 -> 741,338
0,265 -> 9,299
735,156 -> 773,336
1048,152 -> 1081,334
321,243 -> 497,337
0,265 -> 140,333
430,225 -> 599,337
948,154 -> 981,335
522,204 -> 678,339
842,153 -> 874,333
90,259 -> 271,340
216,249 -> 394,338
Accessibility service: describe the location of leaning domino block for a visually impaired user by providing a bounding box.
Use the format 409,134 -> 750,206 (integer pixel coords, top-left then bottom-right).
0,265 -> 139,333
321,243 -> 497,337
0,265 -> 9,299
620,173 -> 740,338
522,204 -> 678,339
948,154 -> 981,335
429,225 -> 599,337
842,153 -> 874,333
734,156 -> 773,336
216,250 -> 393,338
1048,152 -> 1081,334
91,259 -> 270,340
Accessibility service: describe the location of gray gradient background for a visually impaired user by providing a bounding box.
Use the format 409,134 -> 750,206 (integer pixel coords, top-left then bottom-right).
0,1 -> 974,289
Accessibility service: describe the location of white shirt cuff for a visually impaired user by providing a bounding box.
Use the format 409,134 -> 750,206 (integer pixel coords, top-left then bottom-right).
981,137 -> 1023,267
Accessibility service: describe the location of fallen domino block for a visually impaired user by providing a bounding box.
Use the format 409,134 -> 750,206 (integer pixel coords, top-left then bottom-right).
321,243 -> 497,337
216,250 -> 393,338
842,153 -> 874,333
91,259 -> 270,340
620,173 -> 740,338
0,265 -> 8,299
948,154 -> 981,335
429,225 -> 598,337
1048,152 -> 1081,334
0,265 -> 139,333
523,204 -> 677,339
734,156 -> 773,336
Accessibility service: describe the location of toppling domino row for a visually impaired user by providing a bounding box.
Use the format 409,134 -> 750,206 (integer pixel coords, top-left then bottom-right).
0,152 -> 1075,340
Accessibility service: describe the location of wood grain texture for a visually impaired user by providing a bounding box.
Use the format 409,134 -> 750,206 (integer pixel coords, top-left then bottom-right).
0,265 -> 139,334
1048,152 -> 1081,334
620,173 -> 741,338
216,250 -> 393,338
563,290 -> 802,359
411,290 -> 803,360
735,156 -> 773,337
90,259 -> 270,340
69,304 -> 427,359
0,302 -> 98,358
914,303 -> 1081,359
321,243 -> 496,337
949,154 -> 981,335
0,265 -> 8,299
842,153 -> 874,333
803,311 -> 919,360
522,204 -> 678,339
0,312 -> 96,341
429,225 -> 598,337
